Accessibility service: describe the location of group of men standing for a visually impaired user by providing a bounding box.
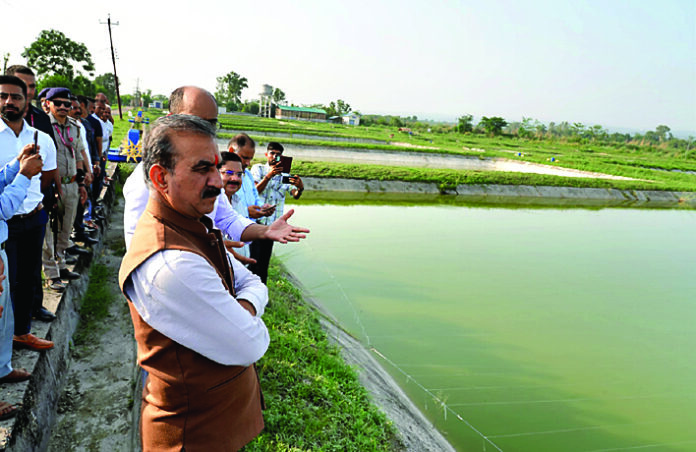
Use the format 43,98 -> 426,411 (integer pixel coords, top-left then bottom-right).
0,64 -> 113,420
120,85 -> 308,450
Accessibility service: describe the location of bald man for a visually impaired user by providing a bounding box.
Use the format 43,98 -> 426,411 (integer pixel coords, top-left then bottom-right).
123,86 -> 308,254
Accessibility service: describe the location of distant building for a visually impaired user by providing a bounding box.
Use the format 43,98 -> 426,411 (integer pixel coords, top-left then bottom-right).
342,112 -> 360,126
276,105 -> 327,122
149,100 -> 164,109
328,115 -> 342,124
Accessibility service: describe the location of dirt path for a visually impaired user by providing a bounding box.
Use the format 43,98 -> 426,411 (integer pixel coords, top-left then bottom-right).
46,201 -> 137,452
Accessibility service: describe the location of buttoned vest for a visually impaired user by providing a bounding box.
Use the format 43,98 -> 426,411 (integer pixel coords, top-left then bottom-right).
119,196 -> 264,452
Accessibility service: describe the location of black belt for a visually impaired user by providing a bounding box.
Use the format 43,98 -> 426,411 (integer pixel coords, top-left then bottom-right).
13,203 -> 43,219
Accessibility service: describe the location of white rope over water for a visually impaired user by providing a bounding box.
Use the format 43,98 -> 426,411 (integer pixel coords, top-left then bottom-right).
371,348 -> 505,452
297,242 -> 503,451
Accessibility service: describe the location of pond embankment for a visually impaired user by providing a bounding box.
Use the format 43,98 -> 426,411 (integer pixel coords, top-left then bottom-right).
221,128 -> 387,145
302,177 -> 696,208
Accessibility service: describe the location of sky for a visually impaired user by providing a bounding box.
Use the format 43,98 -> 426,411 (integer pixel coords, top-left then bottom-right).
1,0 -> 694,135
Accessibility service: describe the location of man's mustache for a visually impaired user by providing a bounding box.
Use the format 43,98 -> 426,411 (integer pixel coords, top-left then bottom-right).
226,181 -> 240,187
202,186 -> 221,199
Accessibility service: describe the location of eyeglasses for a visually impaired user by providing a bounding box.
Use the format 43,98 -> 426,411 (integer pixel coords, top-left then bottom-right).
51,100 -> 72,108
0,92 -> 24,101
220,169 -> 243,177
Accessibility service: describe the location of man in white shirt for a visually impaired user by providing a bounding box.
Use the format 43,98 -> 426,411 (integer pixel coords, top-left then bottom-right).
0,75 -> 57,351
120,114 -> 268,450
218,151 -> 251,260
123,86 -> 308,251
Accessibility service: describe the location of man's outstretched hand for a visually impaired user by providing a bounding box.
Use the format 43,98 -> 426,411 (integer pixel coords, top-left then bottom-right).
263,209 -> 309,243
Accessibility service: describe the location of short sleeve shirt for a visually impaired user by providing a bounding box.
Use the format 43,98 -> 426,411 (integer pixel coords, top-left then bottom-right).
0,119 -> 58,213
251,163 -> 293,225
49,115 -> 84,178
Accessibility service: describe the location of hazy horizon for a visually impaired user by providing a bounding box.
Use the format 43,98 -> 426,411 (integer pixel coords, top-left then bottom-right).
1,0 -> 693,135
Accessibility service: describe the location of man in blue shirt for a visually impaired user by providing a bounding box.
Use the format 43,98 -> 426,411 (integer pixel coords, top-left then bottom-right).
229,133 -> 275,221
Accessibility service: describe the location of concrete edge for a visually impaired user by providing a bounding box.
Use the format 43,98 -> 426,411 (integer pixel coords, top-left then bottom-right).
301,177 -> 696,208
5,164 -> 121,452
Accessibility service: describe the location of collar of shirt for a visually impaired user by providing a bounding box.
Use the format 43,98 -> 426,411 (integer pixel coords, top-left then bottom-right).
0,117 -> 31,139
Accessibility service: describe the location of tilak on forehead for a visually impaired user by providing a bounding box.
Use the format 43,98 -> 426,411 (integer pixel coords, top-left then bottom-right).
214,153 -> 219,166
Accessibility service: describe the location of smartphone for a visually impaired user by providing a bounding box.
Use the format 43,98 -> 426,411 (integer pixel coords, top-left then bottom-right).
32,130 -> 38,154
279,155 -> 293,173
282,175 -> 291,184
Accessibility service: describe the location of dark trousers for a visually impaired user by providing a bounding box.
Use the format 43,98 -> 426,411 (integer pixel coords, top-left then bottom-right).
249,240 -> 274,284
7,209 -> 48,335
73,193 -> 86,235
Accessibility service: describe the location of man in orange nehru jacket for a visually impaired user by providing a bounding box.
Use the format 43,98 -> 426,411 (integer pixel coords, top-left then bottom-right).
119,115 -> 269,451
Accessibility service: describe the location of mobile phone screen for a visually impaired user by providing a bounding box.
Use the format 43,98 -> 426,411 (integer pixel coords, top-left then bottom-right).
279,156 -> 293,173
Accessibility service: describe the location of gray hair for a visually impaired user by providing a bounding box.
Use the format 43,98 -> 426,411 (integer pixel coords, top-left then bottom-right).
142,114 -> 217,186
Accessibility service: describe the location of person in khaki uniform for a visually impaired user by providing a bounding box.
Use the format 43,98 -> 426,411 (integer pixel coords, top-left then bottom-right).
42,88 -> 88,287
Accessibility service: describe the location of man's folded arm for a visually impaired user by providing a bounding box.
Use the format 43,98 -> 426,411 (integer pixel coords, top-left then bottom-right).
124,250 -> 269,366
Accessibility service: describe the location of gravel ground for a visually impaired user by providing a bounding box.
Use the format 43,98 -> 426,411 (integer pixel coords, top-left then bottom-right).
46,201 -> 138,452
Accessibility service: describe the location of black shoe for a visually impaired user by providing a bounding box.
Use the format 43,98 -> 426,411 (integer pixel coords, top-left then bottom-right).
33,307 -> 57,322
59,269 -> 81,280
72,234 -> 98,246
65,255 -> 78,265
65,245 -> 90,256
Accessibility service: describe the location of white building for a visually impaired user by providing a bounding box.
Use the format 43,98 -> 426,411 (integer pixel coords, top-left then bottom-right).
342,112 -> 360,126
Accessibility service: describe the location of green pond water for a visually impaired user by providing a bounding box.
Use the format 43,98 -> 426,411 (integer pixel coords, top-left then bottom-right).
276,202 -> 696,452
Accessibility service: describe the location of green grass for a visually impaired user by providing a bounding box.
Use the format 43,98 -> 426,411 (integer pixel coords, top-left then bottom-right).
73,263 -> 117,345
290,161 -> 696,192
245,259 -> 402,452
217,115 -> 696,188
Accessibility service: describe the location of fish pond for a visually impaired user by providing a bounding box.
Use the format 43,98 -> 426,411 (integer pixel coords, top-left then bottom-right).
276,195 -> 696,452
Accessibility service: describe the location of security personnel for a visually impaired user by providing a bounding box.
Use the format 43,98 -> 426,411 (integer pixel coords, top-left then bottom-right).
42,88 -> 89,289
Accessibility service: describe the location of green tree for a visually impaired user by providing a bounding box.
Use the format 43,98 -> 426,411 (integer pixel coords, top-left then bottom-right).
22,29 -> 95,79
242,101 -> 260,114
272,88 -> 286,104
215,71 -> 248,110
455,114 -> 474,133
478,116 -> 508,135
93,73 -> 117,103
655,125 -> 671,142
389,116 -> 404,127
120,94 -> 133,106
141,89 -> 153,108
37,73 -> 95,97
325,99 -> 351,117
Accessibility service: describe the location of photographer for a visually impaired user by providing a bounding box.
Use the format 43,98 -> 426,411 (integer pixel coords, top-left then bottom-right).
250,142 -> 303,283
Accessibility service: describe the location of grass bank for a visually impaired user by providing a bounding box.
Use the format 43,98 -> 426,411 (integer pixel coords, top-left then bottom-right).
290,161 -> 696,193
219,114 -> 696,187
247,259 -> 402,451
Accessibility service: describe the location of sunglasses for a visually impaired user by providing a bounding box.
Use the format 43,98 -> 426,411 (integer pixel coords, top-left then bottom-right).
51,100 -> 72,108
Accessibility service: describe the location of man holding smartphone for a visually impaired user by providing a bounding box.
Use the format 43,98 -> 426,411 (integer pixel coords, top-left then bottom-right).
250,142 -> 304,283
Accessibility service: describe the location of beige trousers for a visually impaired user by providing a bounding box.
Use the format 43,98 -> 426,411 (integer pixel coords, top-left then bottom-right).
42,182 -> 79,279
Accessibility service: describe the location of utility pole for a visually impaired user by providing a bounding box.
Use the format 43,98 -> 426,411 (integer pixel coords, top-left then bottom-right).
99,14 -> 123,119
